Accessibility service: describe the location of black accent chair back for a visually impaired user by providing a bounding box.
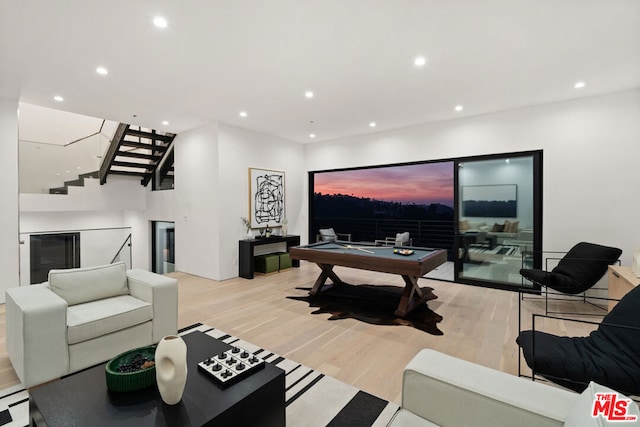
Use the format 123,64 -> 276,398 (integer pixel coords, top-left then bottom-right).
517,284 -> 640,395
520,242 -> 622,295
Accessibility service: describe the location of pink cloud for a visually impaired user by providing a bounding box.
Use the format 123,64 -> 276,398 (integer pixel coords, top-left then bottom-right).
314,162 -> 454,206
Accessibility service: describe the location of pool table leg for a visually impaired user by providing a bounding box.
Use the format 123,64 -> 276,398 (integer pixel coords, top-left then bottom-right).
395,275 -> 436,317
310,263 -> 345,295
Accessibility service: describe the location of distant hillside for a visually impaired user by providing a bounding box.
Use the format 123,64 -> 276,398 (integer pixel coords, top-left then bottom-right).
313,193 -> 453,220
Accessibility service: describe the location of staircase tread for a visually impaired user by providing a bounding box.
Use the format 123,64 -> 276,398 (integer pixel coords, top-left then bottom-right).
116,161 -> 159,166
100,123 -> 175,187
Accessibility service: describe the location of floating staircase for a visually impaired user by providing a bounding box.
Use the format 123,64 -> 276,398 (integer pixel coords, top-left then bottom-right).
99,123 -> 175,187
49,171 -> 99,195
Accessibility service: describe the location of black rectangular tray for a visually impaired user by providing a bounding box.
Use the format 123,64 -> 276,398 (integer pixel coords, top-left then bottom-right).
197,346 -> 265,387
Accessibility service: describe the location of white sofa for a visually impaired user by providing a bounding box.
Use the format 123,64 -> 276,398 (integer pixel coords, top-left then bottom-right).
459,219 -> 529,245
387,349 -> 640,427
5,262 -> 178,388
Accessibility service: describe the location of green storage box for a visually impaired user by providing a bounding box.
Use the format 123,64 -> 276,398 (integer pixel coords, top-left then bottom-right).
277,252 -> 292,270
255,254 -> 280,274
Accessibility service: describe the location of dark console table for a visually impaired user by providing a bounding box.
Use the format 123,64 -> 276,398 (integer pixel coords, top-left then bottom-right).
239,235 -> 300,279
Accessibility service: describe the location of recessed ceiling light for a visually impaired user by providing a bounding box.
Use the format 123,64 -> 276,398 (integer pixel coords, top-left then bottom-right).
96,66 -> 108,76
239,111 -> 247,118
162,120 -> 169,125
304,91 -> 314,99
455,105 -> 463,112
53,95 -> 64,102
309,133 -> 316,138
505,159 -> 510,164
414,56 -> 427,67
574,81 -> 586,89
369,122 -> 377,128
153,16 -> 168,28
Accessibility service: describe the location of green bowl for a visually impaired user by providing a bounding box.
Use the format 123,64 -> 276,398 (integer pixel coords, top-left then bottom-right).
105,345 -> 157,392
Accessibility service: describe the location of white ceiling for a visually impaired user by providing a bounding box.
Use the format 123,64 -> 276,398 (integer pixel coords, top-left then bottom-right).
18,103 -> 117,146
1,0 -> 639,143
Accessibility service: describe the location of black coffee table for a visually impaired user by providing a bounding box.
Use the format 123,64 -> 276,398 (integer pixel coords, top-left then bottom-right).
29,331 -> 285,426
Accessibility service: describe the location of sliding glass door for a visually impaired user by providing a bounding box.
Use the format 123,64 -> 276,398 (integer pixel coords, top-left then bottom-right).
456,152 -> 541,289
307,150 -> 542,290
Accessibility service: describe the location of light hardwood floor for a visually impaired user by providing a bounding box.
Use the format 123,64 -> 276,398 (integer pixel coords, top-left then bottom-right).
0,262 -> 602,404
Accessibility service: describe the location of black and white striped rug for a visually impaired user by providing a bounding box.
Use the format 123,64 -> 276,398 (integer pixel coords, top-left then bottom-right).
0,323 -> 399,426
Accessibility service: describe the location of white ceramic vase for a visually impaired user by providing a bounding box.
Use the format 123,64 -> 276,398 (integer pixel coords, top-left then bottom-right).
155,335 -> 188,405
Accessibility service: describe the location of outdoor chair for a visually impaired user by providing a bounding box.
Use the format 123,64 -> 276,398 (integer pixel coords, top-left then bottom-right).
317,228 -> 351,242
375,232 -> 412,246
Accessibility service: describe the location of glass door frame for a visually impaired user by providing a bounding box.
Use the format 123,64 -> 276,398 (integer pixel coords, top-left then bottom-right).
453,150 -> 543,291
151,221 -> 175,274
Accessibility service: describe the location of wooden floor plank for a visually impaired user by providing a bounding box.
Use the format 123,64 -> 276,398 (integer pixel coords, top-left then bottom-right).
0,262 -> 602,403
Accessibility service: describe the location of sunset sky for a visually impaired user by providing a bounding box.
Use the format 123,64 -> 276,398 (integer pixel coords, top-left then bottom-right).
314,162 -> 454,207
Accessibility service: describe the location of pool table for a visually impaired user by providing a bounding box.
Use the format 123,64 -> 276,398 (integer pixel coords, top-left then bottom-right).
289,241 -> 447,317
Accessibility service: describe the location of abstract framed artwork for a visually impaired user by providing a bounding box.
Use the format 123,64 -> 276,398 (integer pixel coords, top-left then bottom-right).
461,184 -> 517,217
248,168 -> 285,229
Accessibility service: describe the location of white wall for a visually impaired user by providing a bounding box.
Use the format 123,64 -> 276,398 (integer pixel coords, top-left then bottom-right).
129,122 -> 304,281
20,175 -> 146,212
12,89 -> 640,284
305,89 -> 640,265
18,175 -> 147,284
15,119 -> 302,283
171,123 -> 220,279
19,133 -> 109,194
217,123 -> 305,279
0,99 -> 20,302
126,122 -> 303,281
19,210 -> 127,234
124,123 -> 221,277
459,156 -> 534,229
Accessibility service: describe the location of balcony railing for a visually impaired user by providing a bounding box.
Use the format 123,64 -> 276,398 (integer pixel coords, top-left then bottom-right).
19,226 -> 132,286
312,217 -> 455,259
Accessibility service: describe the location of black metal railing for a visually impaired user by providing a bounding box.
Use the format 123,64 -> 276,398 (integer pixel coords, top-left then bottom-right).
312,217 -> 455,260
111,233 -> 132,266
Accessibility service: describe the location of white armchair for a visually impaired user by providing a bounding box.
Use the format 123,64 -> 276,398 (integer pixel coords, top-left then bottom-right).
387,349 -> 639,427
5,262 -> 178,388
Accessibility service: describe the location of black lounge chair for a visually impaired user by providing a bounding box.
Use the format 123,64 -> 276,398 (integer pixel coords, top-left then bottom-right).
520,242 -> 622,314
517,284 -> 640,395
